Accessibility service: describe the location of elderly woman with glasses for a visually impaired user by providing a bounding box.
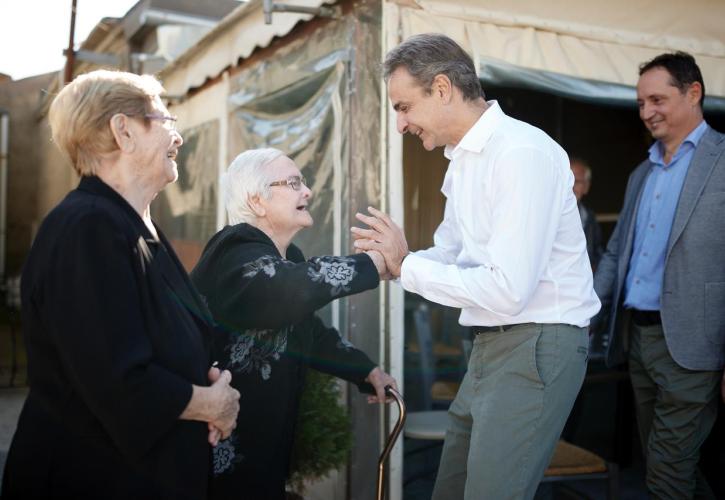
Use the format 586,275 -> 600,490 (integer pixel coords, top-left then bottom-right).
191,148 -> 397,500
1,70 -> 240,500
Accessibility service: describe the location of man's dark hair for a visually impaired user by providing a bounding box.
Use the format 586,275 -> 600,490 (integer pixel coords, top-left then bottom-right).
383,33 -> 484,101
639,51 -> 705,108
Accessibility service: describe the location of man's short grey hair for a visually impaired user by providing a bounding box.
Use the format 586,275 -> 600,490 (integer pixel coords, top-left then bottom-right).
222,148 -> 285,224
383,33 -> 484,101
570,157 -> 592,182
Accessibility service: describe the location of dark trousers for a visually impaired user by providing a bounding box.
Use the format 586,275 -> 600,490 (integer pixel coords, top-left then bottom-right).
628,320 -> 720,499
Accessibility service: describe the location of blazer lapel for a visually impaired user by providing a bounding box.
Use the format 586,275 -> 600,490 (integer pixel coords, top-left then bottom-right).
620,163 -> 652,279
667,129 -> 725,257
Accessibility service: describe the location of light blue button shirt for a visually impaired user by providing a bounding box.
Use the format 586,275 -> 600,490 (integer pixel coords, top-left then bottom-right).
624,121 -> 708,311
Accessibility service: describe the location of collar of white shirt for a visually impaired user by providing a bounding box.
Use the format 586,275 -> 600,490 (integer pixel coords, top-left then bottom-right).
444,100 -> 504,160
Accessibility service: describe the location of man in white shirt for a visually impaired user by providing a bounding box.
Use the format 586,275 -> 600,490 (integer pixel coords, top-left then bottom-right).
352,33 -> 601,499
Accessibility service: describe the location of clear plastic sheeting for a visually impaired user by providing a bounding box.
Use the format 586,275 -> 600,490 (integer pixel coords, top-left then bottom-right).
226,21 -> 358,326
227,23 -> 354,262
152,119 -> 220,271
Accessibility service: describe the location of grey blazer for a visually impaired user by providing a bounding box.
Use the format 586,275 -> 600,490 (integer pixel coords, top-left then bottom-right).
594,126 -> 725,370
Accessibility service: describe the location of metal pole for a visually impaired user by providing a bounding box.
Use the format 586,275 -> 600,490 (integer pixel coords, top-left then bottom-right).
0,112 -> 8,286
64,0 -> 77,84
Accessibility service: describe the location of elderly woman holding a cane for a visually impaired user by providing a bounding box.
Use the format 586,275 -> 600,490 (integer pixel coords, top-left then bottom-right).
191,148 -> 397,500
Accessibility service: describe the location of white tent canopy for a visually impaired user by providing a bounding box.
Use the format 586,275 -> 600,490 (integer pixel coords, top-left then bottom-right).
392,0 -> 725,110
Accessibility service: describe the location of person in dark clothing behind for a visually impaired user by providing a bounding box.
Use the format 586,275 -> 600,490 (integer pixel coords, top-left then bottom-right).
191,147 -> 398,500
570,157 -> 604,270
1,70 -> 240,500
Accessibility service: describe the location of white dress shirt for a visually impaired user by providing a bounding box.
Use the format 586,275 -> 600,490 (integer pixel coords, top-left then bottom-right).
400,101 -> 601,328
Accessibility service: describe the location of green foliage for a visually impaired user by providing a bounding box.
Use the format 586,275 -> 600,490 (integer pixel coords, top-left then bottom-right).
287,369 -> 352,494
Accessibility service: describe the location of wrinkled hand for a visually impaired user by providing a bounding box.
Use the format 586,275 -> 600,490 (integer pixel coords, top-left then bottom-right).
208,423 -> 221,446
365,366 -> 398,404
206,367 -> 223,445
208,368 -> 240,441
352,207 -> 409,278
365,250 -> 393,280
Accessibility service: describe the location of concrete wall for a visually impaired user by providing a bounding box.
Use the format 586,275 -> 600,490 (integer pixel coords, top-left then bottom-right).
0,72 -> 76,278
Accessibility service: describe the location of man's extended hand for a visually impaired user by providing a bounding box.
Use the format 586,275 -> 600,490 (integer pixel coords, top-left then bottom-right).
364,366 -> 399,404
351,207 -> 409,278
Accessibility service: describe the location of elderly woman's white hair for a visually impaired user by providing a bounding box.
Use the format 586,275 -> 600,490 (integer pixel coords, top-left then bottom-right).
222,147 -> 286,224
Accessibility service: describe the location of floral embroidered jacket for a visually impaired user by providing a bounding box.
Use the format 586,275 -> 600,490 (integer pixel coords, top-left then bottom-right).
190,223 -> 379,499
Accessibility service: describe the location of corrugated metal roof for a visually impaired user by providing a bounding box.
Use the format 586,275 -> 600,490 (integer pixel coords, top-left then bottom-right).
160,0 -> 333,95
80,18 -> 122,50
148,0 -> 243,20
123,0 -> 241,41
159,0 -> 256,76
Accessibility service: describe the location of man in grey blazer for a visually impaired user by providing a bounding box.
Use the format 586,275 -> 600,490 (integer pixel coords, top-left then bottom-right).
594,52 -> 725,498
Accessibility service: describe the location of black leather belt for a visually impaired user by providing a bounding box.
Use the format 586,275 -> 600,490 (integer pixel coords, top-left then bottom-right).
474,323 -> 533,334
631,309 -> 661,327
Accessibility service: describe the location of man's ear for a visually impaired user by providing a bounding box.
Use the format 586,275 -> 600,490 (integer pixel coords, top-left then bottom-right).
432,74 -> 453,103
248,194 -> 266,218
109,113 -> 135,153
687,81 -> 703,108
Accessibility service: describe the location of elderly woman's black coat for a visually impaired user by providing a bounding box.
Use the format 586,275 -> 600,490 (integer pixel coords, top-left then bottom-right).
2,176 -> 214,500
190,223 -> 379,500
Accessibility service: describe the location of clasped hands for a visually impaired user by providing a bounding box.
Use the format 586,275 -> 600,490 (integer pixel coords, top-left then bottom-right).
205,366 -> 240,446
351,207 -> 409,279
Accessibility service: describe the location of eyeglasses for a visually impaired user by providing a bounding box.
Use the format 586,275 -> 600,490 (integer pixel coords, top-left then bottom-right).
269,175 -> 307,191
145,113 -> 178,131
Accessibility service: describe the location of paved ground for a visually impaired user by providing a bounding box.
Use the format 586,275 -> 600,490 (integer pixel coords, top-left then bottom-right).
402,441 -> 649,500
0,387 -> 28,485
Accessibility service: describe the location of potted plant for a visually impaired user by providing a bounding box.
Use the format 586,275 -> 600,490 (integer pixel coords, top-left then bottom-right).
286,369 -> 353,499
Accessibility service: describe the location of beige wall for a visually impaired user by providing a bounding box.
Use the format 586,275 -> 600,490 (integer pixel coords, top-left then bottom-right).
0,72 -> 76,278
0,18 -> 180,279
403,133 -> 447,252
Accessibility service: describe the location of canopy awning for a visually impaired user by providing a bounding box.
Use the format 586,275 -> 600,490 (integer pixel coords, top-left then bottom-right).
394,0 -> 725,110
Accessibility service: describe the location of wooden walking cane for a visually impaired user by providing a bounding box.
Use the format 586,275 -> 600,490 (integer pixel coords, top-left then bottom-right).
375,387 -> 406,500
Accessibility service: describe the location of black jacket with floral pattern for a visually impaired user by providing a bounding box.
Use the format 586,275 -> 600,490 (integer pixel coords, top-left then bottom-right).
190,223 -> 379,500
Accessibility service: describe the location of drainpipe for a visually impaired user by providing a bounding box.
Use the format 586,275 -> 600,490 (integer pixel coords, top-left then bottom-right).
0,111 -> 8,286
